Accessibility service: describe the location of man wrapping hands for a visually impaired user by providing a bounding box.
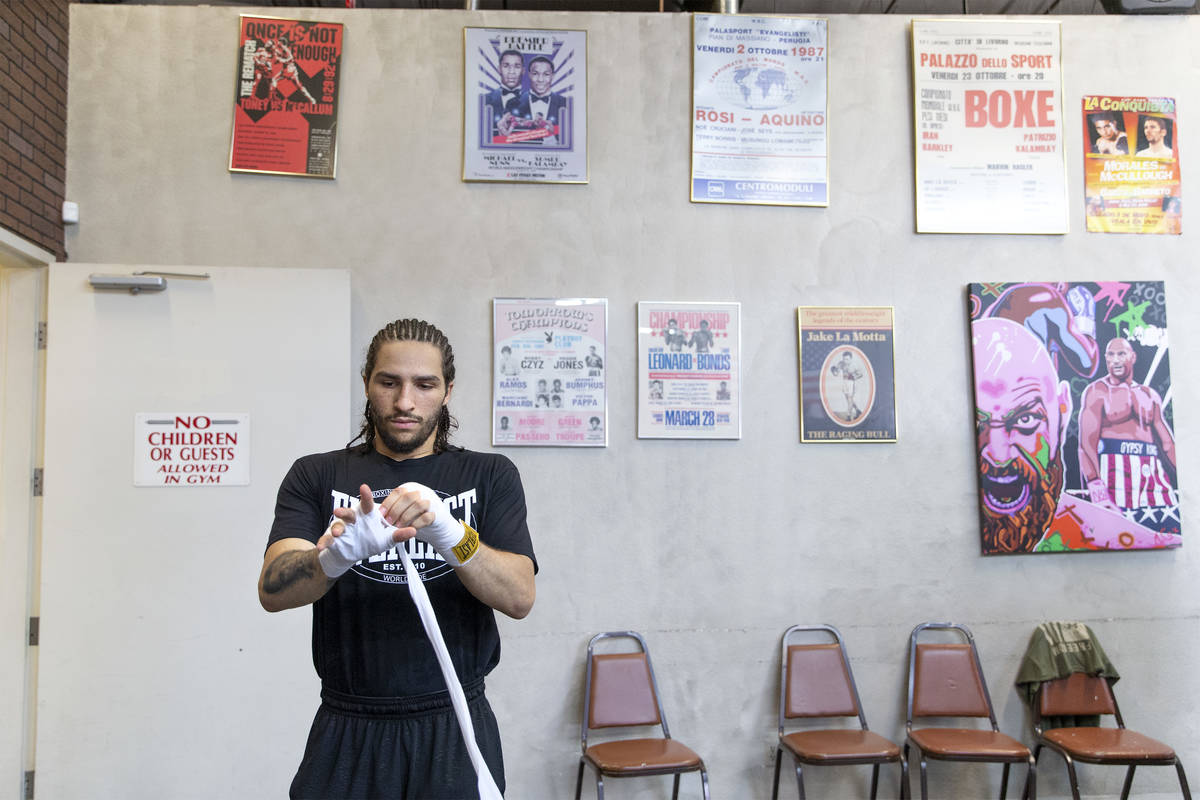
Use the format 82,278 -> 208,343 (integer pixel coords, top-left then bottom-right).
258,318 -> 537,799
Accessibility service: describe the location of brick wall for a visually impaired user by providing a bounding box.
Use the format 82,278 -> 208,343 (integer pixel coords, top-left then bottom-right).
1,1 -> 68,261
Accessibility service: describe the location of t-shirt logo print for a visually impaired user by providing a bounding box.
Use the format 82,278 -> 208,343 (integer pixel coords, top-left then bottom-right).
328,487 -> 479,584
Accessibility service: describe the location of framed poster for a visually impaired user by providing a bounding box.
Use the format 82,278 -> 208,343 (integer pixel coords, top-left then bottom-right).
691,15 -> 828,206
463,27 -> 588,184
1083,96 -> 1181,234
492,298 -> 606,447
797,307 -> 896,443
637,301 -> 740,439
912,19 -> 1068,234
969,281 -> 1180,554
229,15 -> 342,178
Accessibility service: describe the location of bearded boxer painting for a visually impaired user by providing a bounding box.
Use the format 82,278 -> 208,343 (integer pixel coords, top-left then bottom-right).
969,282 -> 1180,554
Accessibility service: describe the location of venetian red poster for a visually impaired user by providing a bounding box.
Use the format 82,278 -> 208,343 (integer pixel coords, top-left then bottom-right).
229,15 -> 342,178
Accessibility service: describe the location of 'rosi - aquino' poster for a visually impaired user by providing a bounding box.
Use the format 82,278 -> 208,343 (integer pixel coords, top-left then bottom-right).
1083,96 -> 1181,234
493,298 -> 606,447
637,301 -> 741,439
691,14 -> 828,206
463,27 -> 588,184
969,281 -> 1180,555
229,15 -> 342,178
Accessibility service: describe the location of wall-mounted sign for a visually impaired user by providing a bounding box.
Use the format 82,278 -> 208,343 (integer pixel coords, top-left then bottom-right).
691,14 -> 829,206
637,301 -> 741,439
463,26 -> 588,184
134,413 -> 250,487
229,15 -> 343,178
911,19 -> 1068,234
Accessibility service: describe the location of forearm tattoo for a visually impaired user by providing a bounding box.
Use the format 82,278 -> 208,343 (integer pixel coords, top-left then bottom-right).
262,549 -> 331,594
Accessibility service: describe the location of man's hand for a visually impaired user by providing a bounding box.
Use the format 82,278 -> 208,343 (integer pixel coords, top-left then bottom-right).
380,482 -> 480,567
316,484 -> 411,578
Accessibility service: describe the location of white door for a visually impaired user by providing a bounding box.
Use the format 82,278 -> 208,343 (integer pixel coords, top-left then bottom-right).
36,263 -> 350,798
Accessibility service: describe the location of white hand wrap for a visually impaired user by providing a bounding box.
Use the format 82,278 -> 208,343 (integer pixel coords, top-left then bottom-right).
317,505 -> 398,578
401,482 -> 480,567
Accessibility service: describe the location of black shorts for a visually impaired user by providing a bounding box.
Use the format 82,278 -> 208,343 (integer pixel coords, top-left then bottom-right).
290,680 -> 506,800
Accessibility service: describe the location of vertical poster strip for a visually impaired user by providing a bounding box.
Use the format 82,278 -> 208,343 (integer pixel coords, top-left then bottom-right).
691,15 -> 828,206
968,281 -> 1180,554
912,19 -> 1068,234
463,27 -> 588,184
492,298 -> 607,447
637,301 -> 741,439
230,15 -> 342,178
797,307 -> 897,443
1083,96 -> 1181,234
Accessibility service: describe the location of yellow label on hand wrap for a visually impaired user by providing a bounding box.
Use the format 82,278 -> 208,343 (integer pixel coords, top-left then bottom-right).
451,522 -> 481,565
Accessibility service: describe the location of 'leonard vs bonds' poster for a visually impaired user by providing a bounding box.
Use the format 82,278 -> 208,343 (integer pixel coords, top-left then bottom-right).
230,16 -> 342,178
637,301 -> 741,439
912,19 -> 1068,234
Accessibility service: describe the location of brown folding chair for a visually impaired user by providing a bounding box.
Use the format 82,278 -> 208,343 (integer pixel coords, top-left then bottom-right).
905,622 -> 1036,800
575,631 -> 710,800
1029,672 -> 1191,800
773,624 -> 904,800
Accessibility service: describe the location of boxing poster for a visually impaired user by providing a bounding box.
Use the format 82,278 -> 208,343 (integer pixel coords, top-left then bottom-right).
690,15 -> 828,206
912,20 -> 1068,234
492,298 -> 606,447
1083,96 -> 1181,235
969,281 -> 1180,555
637,301 -> 741,440
463,27 -> 588,184
797,307 -> 896,443
229,15 -> 342,178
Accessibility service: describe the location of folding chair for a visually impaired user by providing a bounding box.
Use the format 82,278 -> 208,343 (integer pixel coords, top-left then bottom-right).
773,624 -> 904,800
574,631 -> 710,800
1029,672 -> 1191,800
905,622 -> 1036,800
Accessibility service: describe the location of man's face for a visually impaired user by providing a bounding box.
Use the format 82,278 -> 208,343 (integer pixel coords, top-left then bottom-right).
528,60 -> 553,96
1094,118 -> 1118,141
537,379 -> 547,391
972,319 -> 1069,553
500,417 -> 509,430
498,53 -> 523,90
1105,339 -> 1135,382
366,341 -> 450,459
1144,119 -> 1165,144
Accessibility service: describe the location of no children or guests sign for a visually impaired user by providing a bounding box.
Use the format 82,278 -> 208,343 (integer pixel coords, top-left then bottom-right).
134,413 -> 250,487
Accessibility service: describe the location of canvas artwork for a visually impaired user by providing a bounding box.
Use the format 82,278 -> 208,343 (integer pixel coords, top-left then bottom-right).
969,281 -> 1180,554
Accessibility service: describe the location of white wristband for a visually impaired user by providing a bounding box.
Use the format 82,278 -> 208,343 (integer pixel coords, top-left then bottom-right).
317,505 -> 398,578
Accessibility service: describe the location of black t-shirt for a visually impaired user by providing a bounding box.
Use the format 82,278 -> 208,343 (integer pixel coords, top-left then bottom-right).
268,446 -> 537,698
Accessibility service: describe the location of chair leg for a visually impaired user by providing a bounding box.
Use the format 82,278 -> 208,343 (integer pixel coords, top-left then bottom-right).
700,766 -> 711,800
794,760 -> 807,800
1062,752 -> 1082,800
595,772 -> 604,800
919,755 -> 929,800
870,763 -> 880,800
1119,764 -> 1136,800
1176,757 -> 1192,800
1025,754 -> 1037,800
772,748 -> 783,800
999,762 -> 1010,800
900,754 -> 910,800
574,760 -> 585,800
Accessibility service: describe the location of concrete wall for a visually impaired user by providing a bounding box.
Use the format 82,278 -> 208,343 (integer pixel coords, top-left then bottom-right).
64,5 -> 1199,798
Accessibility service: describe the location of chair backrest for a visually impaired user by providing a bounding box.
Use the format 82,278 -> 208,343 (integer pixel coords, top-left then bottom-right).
581,631 -> 670,750
1035,672 -> 1122,730
907,622 -> 999,731
778,624 -> 868,737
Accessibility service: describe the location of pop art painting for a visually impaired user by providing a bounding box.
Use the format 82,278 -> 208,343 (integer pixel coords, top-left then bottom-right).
969,282 -> 1180,554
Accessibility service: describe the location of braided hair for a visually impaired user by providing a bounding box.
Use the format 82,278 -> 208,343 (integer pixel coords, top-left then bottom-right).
348,318 -> 458,455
